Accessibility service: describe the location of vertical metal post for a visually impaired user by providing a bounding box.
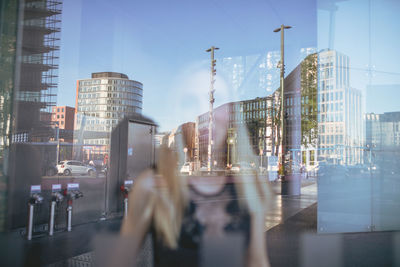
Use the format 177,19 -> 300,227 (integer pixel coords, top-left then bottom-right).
274,24 -> 292,178
27,204 -> 34,240
49,201 -> 56,236
227,143 -> 230,167
56,126 -> 60,164
67,205 -> 72,232
280,25 -> 286,177
206,46 -> 219,172
124,198 -> 128,217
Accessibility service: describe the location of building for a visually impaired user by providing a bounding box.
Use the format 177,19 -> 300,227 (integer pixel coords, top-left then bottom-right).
365,112 -> 400,173
196,96 -> 276,169
195,50 -> 363,171
219,47 -> 317,101
317,50 -> 363,165
365,112 -> 400,148
74,72 -> 143,161
12,0 -> 62,142
154,132 -> 168,147
0,0 -> 63,230
51,106 -> 75,130
195,53 -> 318,171
282,53 -> 318,171
166,122 -> 195,166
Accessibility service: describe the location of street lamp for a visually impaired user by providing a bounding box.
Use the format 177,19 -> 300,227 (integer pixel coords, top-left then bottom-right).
206,46 -> 219,172
55,122 -> 60,164
183,147 -> 188,163
273,24 -> 292,179
227,137 -> 234,167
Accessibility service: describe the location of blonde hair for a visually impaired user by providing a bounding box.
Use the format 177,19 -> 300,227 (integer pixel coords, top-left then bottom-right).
152,145 -> 188,248
153,123 -> 274,249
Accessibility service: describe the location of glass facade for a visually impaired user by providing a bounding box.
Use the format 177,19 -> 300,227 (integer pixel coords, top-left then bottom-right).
1,0 -> 400,266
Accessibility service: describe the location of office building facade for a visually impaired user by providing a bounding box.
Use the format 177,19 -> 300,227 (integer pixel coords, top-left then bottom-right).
74,72 -> 143,160
317,50 -> 363,165
196,96 -> 276,168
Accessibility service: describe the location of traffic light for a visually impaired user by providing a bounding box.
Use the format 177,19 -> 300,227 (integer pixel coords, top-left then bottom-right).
212,59 -> 217,76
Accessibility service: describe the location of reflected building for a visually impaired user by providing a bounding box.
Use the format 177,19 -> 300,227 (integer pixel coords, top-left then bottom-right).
284,53 -> 319,171
317,50 -> 363,165
51,106 -> 75,131
165,122 -> 195,166
365,112 -> 400,148
12,0 -> 62,142
365,112 -> 400,174
219,47 -> 317,101
196,96 -> 276,168
0,0 -> 63,230
74,72 -> 143,161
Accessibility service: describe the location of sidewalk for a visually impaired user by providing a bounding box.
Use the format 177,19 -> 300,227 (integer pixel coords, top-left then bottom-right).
3,178 -> 398,267
266,179 -> 317,230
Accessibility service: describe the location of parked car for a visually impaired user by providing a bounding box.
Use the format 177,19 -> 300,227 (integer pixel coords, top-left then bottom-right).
230,162 -> 254,174
180,162 -> 191,174
57,160 -> 96,176
89,159 -> 107,173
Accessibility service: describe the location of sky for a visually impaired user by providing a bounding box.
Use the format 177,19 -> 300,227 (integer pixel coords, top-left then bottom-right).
57,0 -> 400,131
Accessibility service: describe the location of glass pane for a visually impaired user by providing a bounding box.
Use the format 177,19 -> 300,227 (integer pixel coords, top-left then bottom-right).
317,0 -> 400,233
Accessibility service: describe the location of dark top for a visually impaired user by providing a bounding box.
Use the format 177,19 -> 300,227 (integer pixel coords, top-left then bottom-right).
152,177 -> 251,267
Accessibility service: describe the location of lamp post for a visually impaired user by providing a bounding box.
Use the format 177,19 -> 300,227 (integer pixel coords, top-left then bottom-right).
55,122 -> 60,164
273,24 -> 292,179
183,147 -> 188,163
227,137 -> 234,167
206,46 -> 219,172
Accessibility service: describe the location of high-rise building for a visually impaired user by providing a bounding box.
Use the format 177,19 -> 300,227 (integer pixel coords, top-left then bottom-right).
0,0 -> 63,230
74,72 -> 143,160
13,0 -> 62,142
317,50 -> 363,165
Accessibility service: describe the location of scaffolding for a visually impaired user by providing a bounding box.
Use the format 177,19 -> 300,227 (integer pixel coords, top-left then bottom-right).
16,0 -> 62,140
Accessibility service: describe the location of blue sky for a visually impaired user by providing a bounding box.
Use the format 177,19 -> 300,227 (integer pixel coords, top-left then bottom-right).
57,0 -> 400,131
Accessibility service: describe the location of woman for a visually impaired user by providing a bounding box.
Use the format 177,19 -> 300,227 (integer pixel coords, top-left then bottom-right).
120,141 -> 274,266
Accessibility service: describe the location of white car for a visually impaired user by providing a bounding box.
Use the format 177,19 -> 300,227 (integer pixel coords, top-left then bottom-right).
230,162 -> 254,173
57,160 -> 96,176
180,162 -> 191,174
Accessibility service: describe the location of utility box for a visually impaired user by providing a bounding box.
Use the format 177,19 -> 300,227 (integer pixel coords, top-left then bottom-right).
107,115 -> 157,216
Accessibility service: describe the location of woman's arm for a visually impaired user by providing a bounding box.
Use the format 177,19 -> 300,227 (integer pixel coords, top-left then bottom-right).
115,169 -> 156,266
247,212 -> 270,267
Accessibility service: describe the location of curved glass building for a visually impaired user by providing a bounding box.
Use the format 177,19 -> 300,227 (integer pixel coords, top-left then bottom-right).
74,72 -> 143,159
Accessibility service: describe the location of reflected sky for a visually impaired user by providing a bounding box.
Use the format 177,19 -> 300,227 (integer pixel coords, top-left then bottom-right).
57,0 -> 316,131
56,0 -> 400,131
318,0 -> 400,112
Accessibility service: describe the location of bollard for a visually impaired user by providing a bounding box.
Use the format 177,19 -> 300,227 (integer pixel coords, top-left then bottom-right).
67,203 -> 72,232
49,201 -> 56,236
120,180 -> 133,217
124,198 -> 128,217
63,183 -> 83,232
49,184 -> 63,236
27,204 -> 34,241
27,185 -> 43,240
